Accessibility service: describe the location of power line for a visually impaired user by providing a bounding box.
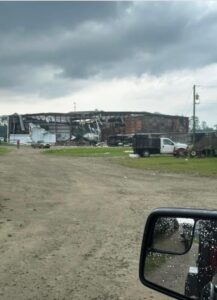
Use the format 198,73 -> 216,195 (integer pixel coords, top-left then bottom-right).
196,84 -> 217,89
199,101 -> 217,105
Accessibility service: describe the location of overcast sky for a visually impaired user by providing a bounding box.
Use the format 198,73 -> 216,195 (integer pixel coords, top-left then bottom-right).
0,1 -> 217,126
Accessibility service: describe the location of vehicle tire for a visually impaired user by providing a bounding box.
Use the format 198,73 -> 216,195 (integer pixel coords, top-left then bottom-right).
173,151 -> 178,157
177,148 -> 186,157
190,150 -> 197,157
133,149 -> 140,157
143,150 -> 150,157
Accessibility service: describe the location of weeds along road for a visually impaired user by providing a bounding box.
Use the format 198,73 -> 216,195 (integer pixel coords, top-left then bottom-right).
0,147 -> 216,300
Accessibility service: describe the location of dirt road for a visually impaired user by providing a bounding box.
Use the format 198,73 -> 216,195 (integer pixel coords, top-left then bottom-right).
0,147 -> 216,300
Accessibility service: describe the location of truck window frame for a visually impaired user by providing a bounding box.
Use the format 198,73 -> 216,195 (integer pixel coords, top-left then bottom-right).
163,138 -> 174,146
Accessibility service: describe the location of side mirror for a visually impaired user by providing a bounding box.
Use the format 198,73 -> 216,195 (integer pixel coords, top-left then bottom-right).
139,208 -> 217,300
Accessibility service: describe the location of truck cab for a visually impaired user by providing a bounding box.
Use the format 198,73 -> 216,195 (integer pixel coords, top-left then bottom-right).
161,138 -> 176,154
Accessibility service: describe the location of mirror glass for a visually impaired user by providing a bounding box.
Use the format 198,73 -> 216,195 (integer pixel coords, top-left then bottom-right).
152,217 -> 194,254
144,219 -> 217,299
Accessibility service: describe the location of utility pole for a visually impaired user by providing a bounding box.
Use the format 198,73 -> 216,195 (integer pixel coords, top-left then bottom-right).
193,85 -> 196,147
192,85 -> 199,147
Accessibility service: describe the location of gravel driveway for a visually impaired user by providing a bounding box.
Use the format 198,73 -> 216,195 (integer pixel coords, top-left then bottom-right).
0,147 -> 216,300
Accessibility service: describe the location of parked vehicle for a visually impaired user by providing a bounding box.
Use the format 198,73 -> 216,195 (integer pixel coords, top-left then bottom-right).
132,134 -> 188,157
180,222 -> 194,250
190,131 -> 217,157
31,141 -> 51,149
139,208 -> 217,300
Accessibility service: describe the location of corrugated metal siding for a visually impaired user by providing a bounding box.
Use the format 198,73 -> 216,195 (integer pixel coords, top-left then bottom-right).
125,116 -> 142,134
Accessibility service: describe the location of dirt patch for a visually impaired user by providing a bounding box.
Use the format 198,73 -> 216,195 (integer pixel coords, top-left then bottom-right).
0,147 -> 216,299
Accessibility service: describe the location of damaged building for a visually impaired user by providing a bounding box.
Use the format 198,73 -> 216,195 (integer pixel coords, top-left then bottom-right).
0,116 -> 8,142
2,111 -> 189,145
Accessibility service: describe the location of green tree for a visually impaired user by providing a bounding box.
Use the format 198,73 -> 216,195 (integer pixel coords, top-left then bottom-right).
201,121 -> 208,130
189,116 -> 200,131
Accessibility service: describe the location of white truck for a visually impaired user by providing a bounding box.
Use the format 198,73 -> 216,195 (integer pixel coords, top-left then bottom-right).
132,134 -> 188,157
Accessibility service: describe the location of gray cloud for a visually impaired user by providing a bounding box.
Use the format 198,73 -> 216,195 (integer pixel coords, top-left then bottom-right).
0,2 -> 119,33
1,1 -> 217,97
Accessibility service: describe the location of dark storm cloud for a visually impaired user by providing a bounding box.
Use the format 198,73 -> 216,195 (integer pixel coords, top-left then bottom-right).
0,1 -> 118,33
1,1 -> 217,96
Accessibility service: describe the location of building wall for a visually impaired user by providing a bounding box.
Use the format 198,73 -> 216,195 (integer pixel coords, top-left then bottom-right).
9,134 -> 32,144
101,113 -> 189,140
0,116 -> 8,141
30,124 -> 56,143
7,111 -> 189,144
124,115 -> 189,134
0,125 -> 7,141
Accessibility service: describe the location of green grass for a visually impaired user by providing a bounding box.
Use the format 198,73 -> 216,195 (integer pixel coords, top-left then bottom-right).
44,146 -> 217,177
0,147 -> 9,155
0,142 -> 16,147
44,147 -> 132,157
117,156 -> 217,177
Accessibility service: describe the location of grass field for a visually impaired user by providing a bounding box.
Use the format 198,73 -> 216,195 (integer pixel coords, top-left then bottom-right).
0,147 -> 9,155
45,146 -> 217,177
44,147 -> 132,157
118,156 -> 217,177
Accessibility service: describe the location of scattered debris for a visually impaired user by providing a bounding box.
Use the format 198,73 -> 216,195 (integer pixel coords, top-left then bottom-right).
129,153 -> 139,158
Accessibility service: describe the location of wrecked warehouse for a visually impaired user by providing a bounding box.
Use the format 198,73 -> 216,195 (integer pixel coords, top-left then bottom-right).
1,111 -> 189,144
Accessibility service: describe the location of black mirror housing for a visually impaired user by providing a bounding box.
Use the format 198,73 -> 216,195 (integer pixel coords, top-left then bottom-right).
139,208 -> 217,300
